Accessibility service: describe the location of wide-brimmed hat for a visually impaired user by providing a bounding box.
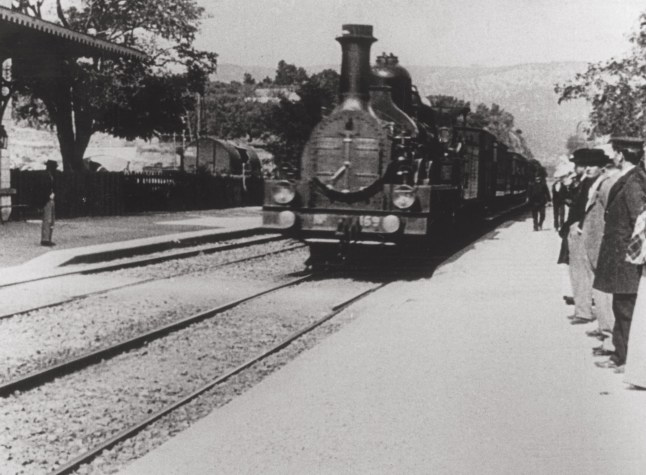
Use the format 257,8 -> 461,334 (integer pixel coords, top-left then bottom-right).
571,148 -> 611,166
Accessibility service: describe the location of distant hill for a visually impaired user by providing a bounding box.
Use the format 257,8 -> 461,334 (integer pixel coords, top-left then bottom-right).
215,62 -> 593,174
408,62 -> 591,173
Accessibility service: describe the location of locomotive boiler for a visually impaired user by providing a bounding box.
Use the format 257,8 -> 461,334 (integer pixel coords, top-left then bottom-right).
262,24 -> 541,262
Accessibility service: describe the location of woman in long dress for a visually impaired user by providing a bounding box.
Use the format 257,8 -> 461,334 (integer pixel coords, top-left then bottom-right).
623,206 -> 646,388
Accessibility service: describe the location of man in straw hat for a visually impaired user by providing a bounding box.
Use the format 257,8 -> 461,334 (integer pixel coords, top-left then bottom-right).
594,137 -> 646,372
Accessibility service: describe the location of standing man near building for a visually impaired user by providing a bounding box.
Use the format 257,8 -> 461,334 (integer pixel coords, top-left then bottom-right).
594,137 -> 646,372
579,150 -> 619,353
40,159 -> 57,246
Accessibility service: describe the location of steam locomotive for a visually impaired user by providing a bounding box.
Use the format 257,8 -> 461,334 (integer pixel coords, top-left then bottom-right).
262,24 -> 543,261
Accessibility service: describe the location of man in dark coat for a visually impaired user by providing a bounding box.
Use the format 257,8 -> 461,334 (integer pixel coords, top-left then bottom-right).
40,160 -> 57,246
552,175 -> 568,231
558,162 -> 587,258
527,175 -> 551,230
594,137 -> 646,371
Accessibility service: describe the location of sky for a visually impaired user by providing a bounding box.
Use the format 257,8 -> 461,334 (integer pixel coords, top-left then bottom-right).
195,0 -> 646,68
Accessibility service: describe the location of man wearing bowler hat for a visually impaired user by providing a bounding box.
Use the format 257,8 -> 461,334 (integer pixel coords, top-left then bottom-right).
40,159 -> 58,246
594,137 -> 646,372
578,149 -> 619,353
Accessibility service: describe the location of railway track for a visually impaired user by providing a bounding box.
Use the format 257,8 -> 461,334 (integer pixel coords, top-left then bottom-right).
0,233 -> 284,289
0,241 -> 305,321
51,282 -> 388,475
0,273 -> 313,396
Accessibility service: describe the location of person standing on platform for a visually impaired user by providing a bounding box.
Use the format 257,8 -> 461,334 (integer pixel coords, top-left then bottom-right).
560,150 -> 595,320
552,174 -> 568,232
594,137 -> 646,372
579,151 -> 619,353
527,174 -> 551,230
557,163 -> 586,305
40,159 -> 57,247
624,202 -> 646,388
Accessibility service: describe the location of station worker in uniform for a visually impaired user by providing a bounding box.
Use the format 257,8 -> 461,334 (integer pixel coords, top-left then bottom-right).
561,149 -> 596,323
41,159 -> 58,247
578,149 -> 619,353
594,137 -> 646,372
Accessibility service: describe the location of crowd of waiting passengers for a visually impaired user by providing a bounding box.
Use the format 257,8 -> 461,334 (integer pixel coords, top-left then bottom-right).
539,137 -> 646,387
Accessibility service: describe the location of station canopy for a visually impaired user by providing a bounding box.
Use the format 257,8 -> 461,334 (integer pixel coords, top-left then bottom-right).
0,5 -> 146,63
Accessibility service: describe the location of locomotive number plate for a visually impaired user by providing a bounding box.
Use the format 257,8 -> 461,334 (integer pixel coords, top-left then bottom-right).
358,215 -> 381,228
313,214 -> 328,225
309,214 -> 381,230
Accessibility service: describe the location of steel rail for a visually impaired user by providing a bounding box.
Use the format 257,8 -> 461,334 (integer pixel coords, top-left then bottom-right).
0,234 -> 285,289
51,281 -> 389,475
0,243 -> 306,321
0,273 -> 313,397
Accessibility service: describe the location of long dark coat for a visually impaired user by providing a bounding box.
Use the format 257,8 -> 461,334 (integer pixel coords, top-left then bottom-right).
552,182 -> 568,208
594,165 -> 646,294
527,181 -> 551,208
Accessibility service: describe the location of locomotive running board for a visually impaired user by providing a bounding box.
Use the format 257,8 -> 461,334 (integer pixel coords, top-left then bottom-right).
305,238 -> 396,246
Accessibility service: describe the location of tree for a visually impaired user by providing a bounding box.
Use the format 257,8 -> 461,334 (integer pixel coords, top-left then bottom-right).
11,0 -> 217,171
556,10 -> 646,138
243,73 -> 256,85
274,60 -> 309,86
427,95 -> 470,110
296,69 -> 340,125
202,81 -> 271,140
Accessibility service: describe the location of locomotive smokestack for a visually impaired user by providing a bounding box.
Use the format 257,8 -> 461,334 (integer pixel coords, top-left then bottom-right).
336,24 -> 377,108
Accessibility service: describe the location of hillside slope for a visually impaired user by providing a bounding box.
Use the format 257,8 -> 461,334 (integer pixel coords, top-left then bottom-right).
409,62 -> 591,172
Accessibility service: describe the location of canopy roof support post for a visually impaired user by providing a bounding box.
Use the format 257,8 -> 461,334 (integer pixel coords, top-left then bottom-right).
0,57 -> 11,222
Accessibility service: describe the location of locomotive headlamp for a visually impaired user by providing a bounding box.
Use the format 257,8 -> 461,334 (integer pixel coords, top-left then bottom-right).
277,210 -> 296,229
392,185 -> 416,209
271,181 -> 296,205
438,127 -> 452,144
382,215 -> 401,233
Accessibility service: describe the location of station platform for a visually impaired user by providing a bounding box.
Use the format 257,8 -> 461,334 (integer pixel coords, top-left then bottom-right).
120,216 -> 646,475
0,207 -> 262,284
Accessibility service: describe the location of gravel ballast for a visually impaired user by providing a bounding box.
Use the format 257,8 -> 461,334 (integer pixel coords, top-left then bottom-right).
0,243 -> 307,384
0,275 -> 379,474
